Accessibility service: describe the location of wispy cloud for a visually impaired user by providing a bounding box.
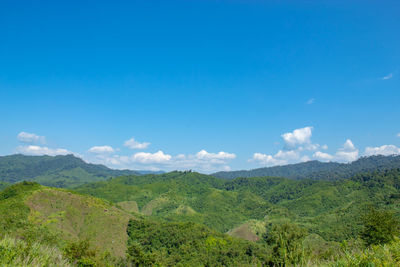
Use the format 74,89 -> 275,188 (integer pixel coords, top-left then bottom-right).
16,145 -> 71,156
17,132 -> 46,144
382,73 -> 393,80
306,98 -> 315,104
88,145 -> 115,154
124,137 -> 150,150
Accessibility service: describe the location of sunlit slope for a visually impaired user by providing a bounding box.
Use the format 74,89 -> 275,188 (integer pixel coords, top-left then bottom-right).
0,182 -> 134,258
76,169 -> 400,242
76,171 -> 271,233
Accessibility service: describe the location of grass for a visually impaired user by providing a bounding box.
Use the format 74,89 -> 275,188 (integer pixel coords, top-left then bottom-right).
0,236 -> 71,267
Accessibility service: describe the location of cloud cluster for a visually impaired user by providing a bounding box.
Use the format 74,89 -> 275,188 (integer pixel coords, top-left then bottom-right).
124,137 -> 150,150
282,126 -> 313,149
16,132 -> 72,156
251,127 -> 322,166
16,145 -> 71,156
313,139 -> 359,162
364,145 -> 400,156
97,149 -> 236,173
382,73 -> 393,80
14,130 -> 400,172
17,132 -> 46,144
88,146 -> 115,154
250,127 -> 366,167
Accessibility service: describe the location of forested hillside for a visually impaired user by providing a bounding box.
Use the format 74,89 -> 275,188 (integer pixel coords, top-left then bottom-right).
0,182 -> 270,266
76,168 -> 400,243
0,154 -> 139,188
2,165 -> 400,265
213,155 -> 400,180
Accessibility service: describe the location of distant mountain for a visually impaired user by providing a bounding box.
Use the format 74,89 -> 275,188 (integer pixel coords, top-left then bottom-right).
0,154 -> 143,188
212,155 -> 400,180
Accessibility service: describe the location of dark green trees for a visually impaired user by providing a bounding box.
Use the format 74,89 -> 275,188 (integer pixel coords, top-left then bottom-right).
360,207 -> 400,246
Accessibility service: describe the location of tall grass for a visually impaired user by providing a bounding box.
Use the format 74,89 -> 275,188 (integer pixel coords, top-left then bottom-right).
0,236 -> 71,267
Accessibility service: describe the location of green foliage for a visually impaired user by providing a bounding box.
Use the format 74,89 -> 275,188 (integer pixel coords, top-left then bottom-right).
328,239 -> 400,266
76,168 -> 400,244
0,181 -> 133,265
264,221 -> 308,265
63,239 -> 97,267
213,155 -> 400,180
0,236 -> 71,267
126,218 -> 268,266
76,171 -> 270,232
0,182 -> 10,191
360,206 -> 400,246
0,154 -> 139,188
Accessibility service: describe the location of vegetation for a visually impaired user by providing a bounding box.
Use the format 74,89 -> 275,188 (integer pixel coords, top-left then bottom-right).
2,155 -> 400,266
0,236 -> 71,267
0,182 -> 133,265
213,155 -> 400,180
0,154 -> 139,188
126,219 -> 269,266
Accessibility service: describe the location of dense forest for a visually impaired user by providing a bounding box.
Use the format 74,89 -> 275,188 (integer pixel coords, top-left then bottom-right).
0,154 -> 142,188
1,155 -> 400,266
213,155 -> 400,180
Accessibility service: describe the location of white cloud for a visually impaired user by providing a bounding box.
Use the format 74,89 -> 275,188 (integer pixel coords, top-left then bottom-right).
124,137 -> 150,150
132,150 -> 172,164
382,73 -> 393,80
274,150 -> 300,160
314,139 -> 359,163
16,145 -> 71,156
91,149 -> 236,173
251,153 -> 287,166
307,98 -> 315,104
397,133 -> 400,138
321,144 -> 328,150
250,149 -> 300,167
282,126 -> 313,148
17,132 -> 46,144
88,145 -> 115,154
313,151 -> 334,161
196,150 -> 236,160
301,155 -> 311,162
335,139 -> 359,162
364,145 -> 400,156
251,126 -> 321,167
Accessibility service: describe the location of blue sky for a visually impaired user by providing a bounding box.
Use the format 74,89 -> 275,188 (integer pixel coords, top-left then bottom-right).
0,0 -> 399,172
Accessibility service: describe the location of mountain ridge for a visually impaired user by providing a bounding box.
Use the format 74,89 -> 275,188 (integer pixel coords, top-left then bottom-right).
212,155 -> 400,180
0,154 -> 160,188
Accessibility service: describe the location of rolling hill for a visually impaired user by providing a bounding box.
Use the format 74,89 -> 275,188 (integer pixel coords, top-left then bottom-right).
0,154 -> 140,188
212,155 -> 400,180
0,182 -> 134,261
75,168 -> 400,243
0,182 -> 271,266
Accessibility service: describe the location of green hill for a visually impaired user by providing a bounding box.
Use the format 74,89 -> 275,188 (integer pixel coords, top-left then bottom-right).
2,168 -> 400,265
76,168 -> 400,243
76,171 -> 270,233
0,182 -> 272,266
0,181 -> 133,263
0,154 -> 140,188
212,155 -> 400,180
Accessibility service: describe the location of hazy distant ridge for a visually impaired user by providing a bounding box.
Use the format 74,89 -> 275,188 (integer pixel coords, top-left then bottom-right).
212,155 -> 400,180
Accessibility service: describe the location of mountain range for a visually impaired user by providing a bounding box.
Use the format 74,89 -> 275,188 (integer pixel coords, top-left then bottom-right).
212,155 -> 400,180
0,154 -> 161,188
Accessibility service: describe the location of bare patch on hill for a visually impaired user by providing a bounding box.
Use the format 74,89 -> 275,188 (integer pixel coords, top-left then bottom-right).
25,188 -> 133,258
118,201 -> 139,213
227,220 -> 266,242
